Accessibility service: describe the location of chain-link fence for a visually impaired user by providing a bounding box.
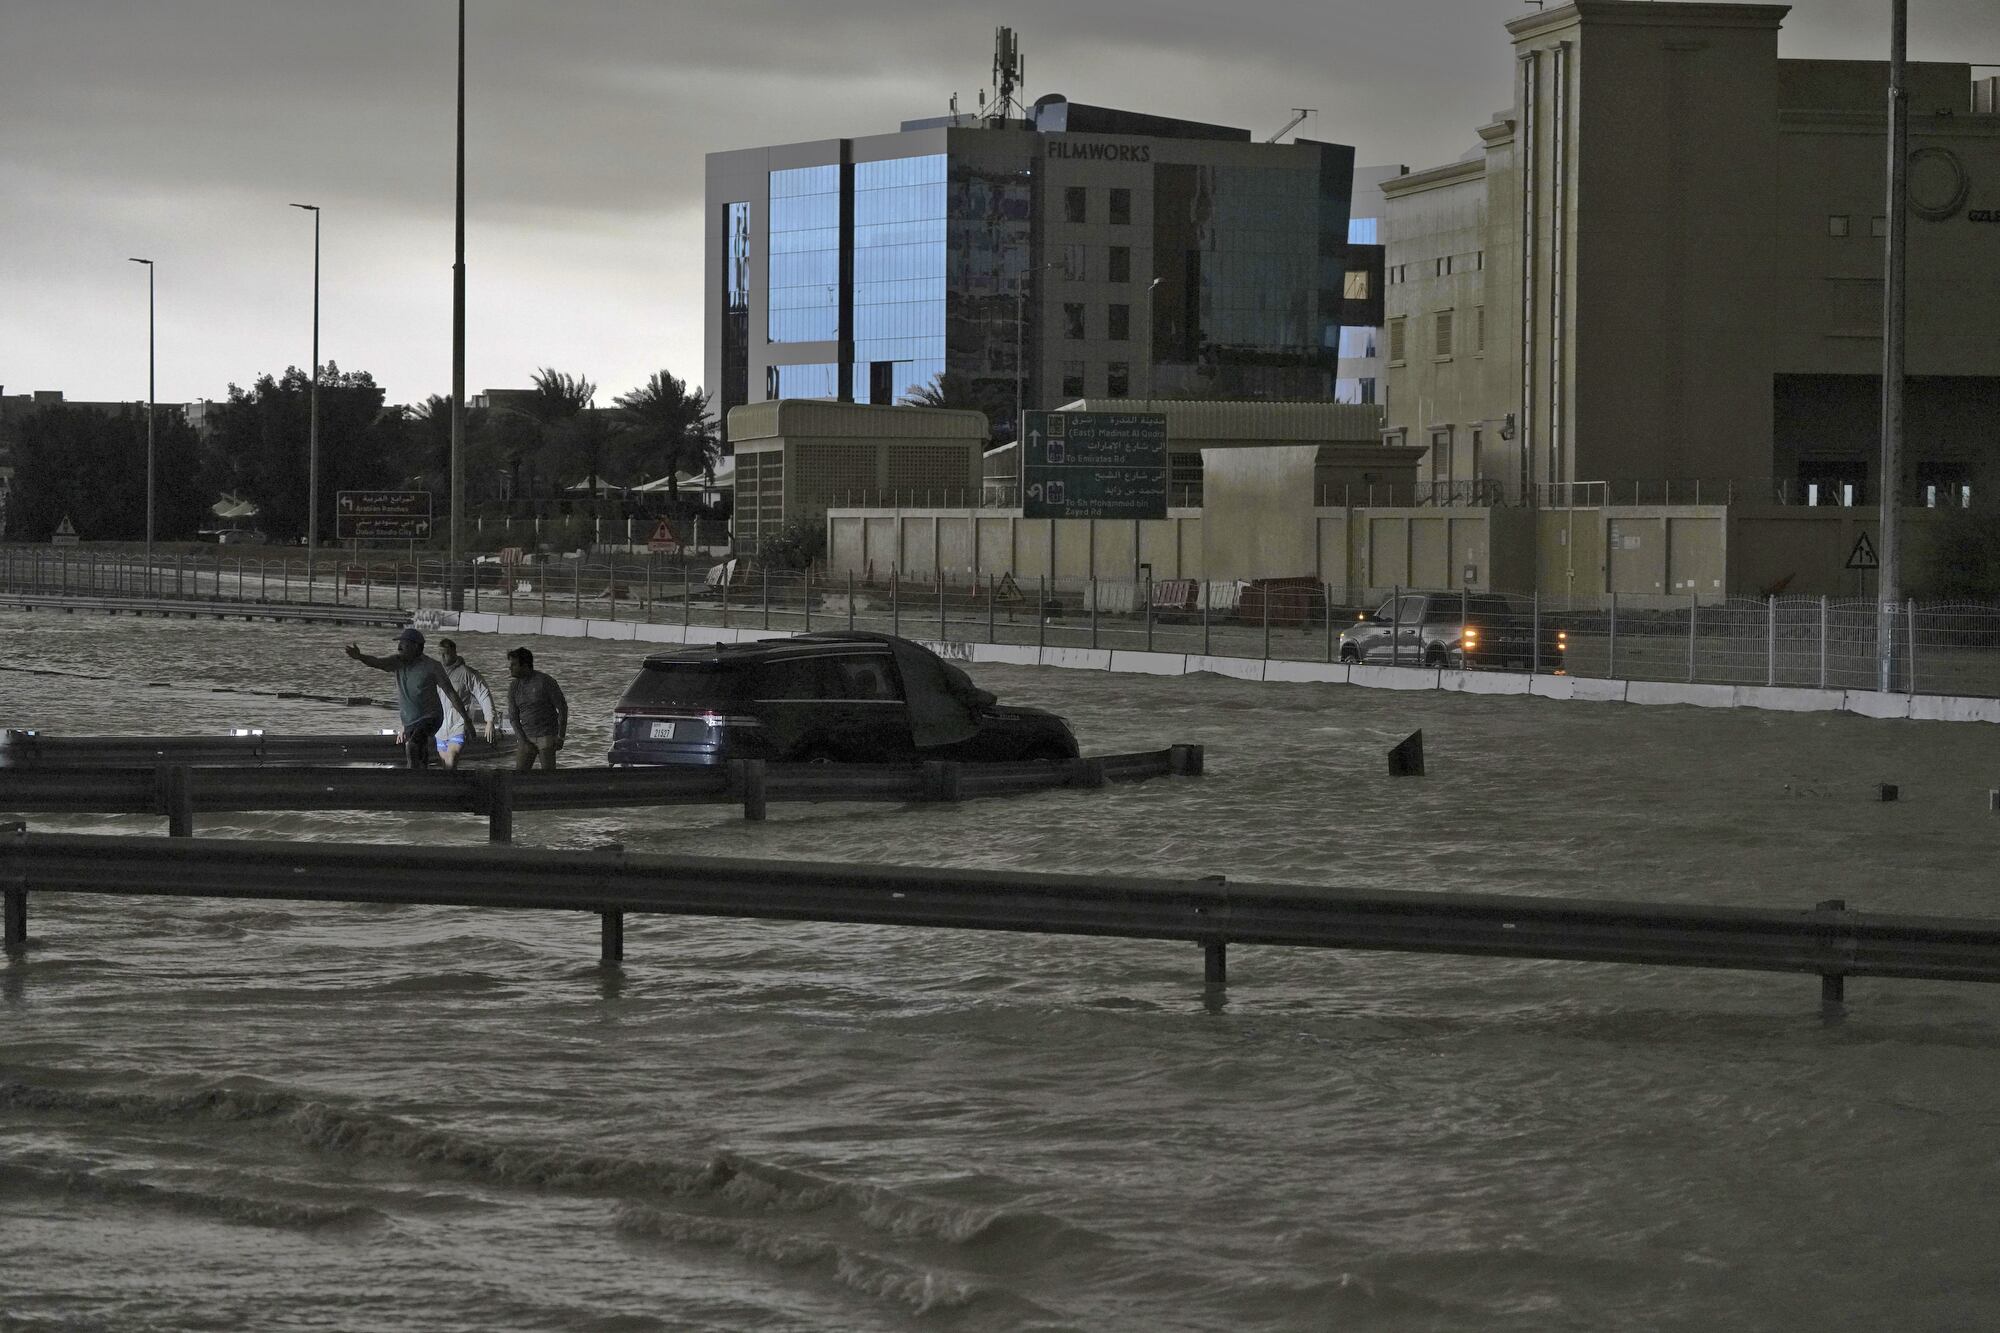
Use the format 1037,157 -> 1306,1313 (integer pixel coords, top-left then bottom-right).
5,548 -> 1997,699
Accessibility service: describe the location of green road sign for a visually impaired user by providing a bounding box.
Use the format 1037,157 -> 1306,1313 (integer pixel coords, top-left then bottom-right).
336,490 -> 434,542
1020,411 -> 1168,520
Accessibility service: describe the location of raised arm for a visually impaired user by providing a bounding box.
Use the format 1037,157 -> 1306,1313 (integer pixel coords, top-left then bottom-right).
344,643 -> 395,671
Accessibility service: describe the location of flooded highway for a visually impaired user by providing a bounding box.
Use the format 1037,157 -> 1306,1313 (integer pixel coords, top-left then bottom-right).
4,611 -> 1999,1331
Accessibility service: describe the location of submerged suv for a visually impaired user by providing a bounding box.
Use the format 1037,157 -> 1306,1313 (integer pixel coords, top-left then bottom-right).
1338,591 -> 1566,670
607,632 -> 1080,767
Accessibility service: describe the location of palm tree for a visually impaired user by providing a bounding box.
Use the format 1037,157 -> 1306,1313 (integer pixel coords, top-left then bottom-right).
612,371 -> 719,503
528,367 -> 596,423
899,370 -> 979,411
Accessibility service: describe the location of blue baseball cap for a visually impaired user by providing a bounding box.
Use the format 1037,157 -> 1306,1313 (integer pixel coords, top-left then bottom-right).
397,627 -> 425,648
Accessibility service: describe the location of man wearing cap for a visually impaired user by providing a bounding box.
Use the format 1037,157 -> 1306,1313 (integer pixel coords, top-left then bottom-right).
344,628 -> 469,770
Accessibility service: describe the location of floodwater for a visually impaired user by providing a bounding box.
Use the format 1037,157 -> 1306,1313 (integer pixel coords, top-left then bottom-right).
3,611 -> 1999,1331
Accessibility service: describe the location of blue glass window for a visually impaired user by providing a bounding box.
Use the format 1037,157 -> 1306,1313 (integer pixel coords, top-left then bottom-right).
854,155 -> 947,401
768,165 -> 840,343
766,363 -> 839,400
1347,218 -> 1379,245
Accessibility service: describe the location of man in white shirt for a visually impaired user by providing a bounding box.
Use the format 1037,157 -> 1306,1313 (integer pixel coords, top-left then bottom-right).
434,637 -> 497,770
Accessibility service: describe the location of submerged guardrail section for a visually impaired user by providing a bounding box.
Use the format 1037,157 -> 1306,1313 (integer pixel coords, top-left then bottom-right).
6,830 -> 2000,1011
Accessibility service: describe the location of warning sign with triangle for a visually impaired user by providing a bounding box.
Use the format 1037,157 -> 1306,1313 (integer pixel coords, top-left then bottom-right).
51,514 -> 79,546
1845,531 -> 1880,571
646,517 -> 680,553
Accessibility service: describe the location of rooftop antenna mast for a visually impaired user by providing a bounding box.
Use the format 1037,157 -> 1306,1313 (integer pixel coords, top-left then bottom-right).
991,26 -> 1024,121
1265,107 -> 1317,142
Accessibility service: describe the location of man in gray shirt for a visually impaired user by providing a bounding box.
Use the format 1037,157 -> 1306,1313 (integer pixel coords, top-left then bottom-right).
505,646 -> 569,772
344,627 -> 468,769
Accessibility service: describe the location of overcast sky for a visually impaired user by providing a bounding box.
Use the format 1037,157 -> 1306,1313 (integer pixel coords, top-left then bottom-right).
2,0 -> 1990,409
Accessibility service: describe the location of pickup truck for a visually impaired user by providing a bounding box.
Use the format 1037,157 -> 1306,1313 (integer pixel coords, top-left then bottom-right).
1337,591 -> 1566,670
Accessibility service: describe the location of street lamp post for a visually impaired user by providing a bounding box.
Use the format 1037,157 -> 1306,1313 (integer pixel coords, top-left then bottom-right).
1013,259 -> 1062,454
127,257 -> 155,591
1141,276 -> 1162,398
291,203 -> 320,596
449,0 -> 467,609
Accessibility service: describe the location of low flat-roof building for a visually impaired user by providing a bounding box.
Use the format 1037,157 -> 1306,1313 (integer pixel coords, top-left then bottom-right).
727,399 -> 987,552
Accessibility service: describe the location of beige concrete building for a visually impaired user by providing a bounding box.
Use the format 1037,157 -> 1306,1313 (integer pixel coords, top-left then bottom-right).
1383,1 -> 2000,510
727,400 -> 986,551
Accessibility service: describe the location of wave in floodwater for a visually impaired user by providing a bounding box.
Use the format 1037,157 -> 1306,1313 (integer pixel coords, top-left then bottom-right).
4,613 -> 2000,1332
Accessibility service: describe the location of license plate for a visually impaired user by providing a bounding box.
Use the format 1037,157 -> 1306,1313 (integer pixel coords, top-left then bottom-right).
648,721 -> 677,740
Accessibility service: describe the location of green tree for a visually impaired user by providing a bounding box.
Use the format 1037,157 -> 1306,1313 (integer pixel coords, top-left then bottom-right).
611,371 -> 719,503
900,370 -> 1006,446
200,363 -> 402,540
9,403 -> 205,541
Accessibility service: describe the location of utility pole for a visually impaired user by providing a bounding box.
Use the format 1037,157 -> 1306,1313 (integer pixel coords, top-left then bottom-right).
449,0 -> 467,610
291,204 -> 321,591
1876,0 -> 1906,692
128,257 -> 155,589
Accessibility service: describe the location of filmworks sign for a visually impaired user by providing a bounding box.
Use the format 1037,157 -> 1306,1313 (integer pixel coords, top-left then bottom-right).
1047,140 -> 1152,163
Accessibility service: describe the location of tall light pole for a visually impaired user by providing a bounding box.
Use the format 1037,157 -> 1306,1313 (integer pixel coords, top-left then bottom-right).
1876,0 -> 1907,692
128,257 -> 155,588
1141,275 -> 1162,398
1013,258 -> 1062,452
449,0 -> 467,609
291,203 -> 321,592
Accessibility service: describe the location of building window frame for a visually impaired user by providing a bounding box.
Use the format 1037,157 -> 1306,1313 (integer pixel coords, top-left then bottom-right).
1108,245 -> 1131,283
1063,185 -> 1088,225
1108,188 -> 1132,225
1387,316 -> 1407,365
1433,308 -> 1455,361
1062,302 -> 1087,341
1108,303 -> 1131,341
1827,215 -> 1850,237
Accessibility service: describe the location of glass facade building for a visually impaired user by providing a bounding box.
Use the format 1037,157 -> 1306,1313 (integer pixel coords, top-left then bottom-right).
708,100 -> 1357,443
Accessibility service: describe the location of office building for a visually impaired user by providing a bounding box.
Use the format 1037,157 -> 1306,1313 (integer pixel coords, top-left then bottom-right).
705,98 -> 1359,445
1381,0 -> 2000,508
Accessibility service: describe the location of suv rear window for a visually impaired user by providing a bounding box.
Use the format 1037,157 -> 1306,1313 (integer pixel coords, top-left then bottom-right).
619,663 -> 745,709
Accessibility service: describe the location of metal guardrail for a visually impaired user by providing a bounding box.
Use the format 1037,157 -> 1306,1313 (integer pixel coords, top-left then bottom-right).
5,830 -> 1995,1011
0,729 -> 441,769
0,747 -> 1201,839
0,590 -> 408,627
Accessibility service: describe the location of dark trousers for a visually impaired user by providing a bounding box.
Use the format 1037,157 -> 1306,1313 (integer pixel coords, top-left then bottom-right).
404,716 -> 443,769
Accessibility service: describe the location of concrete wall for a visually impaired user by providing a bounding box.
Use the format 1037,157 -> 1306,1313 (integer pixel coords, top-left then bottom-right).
1200,445 -> 1318,580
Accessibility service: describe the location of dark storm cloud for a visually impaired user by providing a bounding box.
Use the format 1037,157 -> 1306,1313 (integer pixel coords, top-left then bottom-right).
3,0 -> 1992,404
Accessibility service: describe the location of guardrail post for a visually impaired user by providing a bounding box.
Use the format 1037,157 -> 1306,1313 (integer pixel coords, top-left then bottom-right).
4,825 -> 24,954
803,567 -> 811,633
160,766 -> 194,838
921,760 -> 962,803
1262,582 -> 1272,660
484,770 -> 514,844
987,572 -> 996,644
1204,940 -> 1227,987
938,572 -> 947,641
764,563 -> 772,630
1531,591 -> 1541,675
1906,599 -> 1917,696
737,758 -> 767,821
1168,743 -> 1205,777
1039,575 -> 1047,652
1817,898 -> 1847,1013
601,910 -> 624,964
847,570 -> 856,632
1090,579 -> 1099,650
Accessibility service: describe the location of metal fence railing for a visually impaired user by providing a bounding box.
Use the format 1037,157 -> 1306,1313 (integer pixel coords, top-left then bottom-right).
4,549 -> 1997,699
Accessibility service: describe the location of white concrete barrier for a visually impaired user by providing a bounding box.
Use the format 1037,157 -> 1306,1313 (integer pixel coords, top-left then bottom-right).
1443,669 -> 1532,696
1732,685 -> 1841,713
1185,655 -> 1266,681
1567,677 -> 1631,704
1041,647 -> 1113,672
585,620 -> 639,641
1109,650 -> 1189,676
1626,681 -> 1737,709
1264,660 -> 1345,684
1527,674 -> 1576,700
1350,665 -> 1440,691
1908,695 -> 2000,724
1843,690 -> 1913,720
972,643 -> 1042,668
